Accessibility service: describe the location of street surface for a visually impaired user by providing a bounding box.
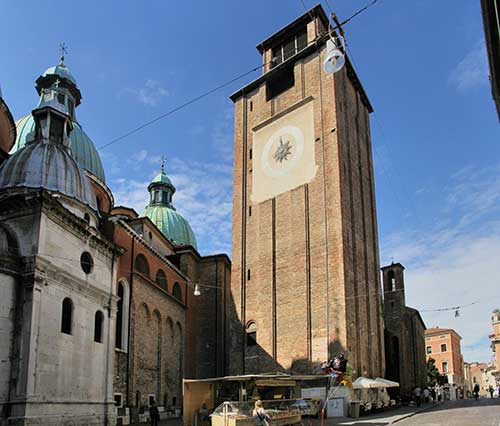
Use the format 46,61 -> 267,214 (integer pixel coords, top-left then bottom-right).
396,398 -> 500,426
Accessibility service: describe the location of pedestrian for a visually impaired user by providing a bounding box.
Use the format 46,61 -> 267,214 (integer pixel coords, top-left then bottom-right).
252,400 -> 270,426
498,386 -> 500,398
423,387 -> 430,403
473,383 -> 480,400
413,386 -> 421,407
199,402 -> 210,425
149,400 -> 160,426
430,388 -> 436,403
489,385 -> 494,398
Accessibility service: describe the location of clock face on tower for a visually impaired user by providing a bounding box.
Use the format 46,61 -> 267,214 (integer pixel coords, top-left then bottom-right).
251,100 -> 318,203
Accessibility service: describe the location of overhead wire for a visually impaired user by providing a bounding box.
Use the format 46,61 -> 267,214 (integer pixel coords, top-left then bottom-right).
97,0 -> 384,151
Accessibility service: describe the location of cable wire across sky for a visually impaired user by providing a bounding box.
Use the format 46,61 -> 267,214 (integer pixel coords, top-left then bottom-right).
97,0 -> 383,151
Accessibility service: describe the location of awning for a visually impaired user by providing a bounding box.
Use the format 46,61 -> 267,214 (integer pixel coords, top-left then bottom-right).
352,377 -> 385,389
374,378 -> 400,388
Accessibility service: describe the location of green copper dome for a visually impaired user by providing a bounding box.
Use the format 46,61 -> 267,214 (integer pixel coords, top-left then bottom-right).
42,63 -> 77,86
11,114 -> 105,182
140,169 -> 198,249
9,61 -> 106,182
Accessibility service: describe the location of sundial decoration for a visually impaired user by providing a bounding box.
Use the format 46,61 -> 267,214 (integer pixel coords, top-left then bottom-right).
273,137 -> 293,163
251,100 -> 317,203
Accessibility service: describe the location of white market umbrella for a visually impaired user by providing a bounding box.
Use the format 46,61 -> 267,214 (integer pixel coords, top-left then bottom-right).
374,378 -> 400,388
352,377 -> 382,389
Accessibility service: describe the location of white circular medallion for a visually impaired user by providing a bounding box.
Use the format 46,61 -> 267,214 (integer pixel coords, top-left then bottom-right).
261,125 -> 304,178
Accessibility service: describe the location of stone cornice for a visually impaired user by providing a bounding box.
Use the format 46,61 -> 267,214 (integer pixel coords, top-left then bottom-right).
117,219 -> 189,282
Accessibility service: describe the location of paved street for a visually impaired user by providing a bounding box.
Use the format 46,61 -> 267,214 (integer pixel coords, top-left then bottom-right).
396,399 -> 500,426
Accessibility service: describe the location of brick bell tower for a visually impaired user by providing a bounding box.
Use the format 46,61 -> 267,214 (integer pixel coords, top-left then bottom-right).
228,4 -> 385,377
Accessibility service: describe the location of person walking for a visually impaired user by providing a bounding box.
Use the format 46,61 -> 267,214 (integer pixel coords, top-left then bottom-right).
253,400 -> 270,426
149,400 -> 160,426
489,385 -> 494,398
413,386 -> 422,407
423,387 -> 430,403
473,383 -> 480,400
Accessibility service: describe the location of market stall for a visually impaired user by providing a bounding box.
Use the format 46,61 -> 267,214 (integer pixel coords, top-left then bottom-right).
211,400 -> 302,426
183,374 -> 329,426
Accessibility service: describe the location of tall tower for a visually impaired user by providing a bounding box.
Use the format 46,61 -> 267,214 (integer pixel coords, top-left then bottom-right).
229,5 -> 384,377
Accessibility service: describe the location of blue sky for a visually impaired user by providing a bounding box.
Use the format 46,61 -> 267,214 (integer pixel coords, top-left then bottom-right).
1,1 -> 500,362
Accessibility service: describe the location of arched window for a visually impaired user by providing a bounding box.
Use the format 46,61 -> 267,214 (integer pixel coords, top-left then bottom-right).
172,282 -> 182,301
246,321 -> 257,346
388,270 -> 396,292
61,297 -> 73,335
135,254 -> 150,276
156,269 -> 168,291
94,310 -> 104,343
115,280 -> 129,350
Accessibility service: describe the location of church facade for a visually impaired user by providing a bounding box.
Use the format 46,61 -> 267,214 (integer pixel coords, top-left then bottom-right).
228,5 -> 385,377
0,57 -> 230,426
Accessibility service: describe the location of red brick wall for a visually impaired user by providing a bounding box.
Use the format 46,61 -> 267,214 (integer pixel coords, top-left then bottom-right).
230,39 -> 384,377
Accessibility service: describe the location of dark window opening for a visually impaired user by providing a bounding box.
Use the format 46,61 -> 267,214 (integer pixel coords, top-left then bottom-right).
249,206 -> 252,216
61,297 -> 73,335
247,269 -> 251,281
250,101 -> 253,111
441,344 -> 447,352
68,99 -> 75,118
114,394 -> 123,407
172,396 -> 177,407
266,65 -> 295,100
426,346 -> 432,354
49,116 -> 64,142
270,27 -> 307,69
156,269 -> 168,291
94,310 -> 104,343
135,254 -> 150,276
83,213 -> 90,223
249,148 -> 252,159
115,283 -> 124,348
247,331 -> 257,346
80,251 -> 94,274
149,395 -> 156,406
161,192 -> 169,204
172,282 -> 182,301
57,93 -> 66,105
246,321 -> 257,346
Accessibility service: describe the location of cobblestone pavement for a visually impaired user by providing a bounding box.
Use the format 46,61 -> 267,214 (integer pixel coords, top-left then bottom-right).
395,398 -> 500,426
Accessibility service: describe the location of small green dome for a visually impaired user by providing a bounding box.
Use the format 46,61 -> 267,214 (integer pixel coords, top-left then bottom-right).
11,114 -> 105,182
151,171 -> 174,187
43,63 -> 77,86
142,204 -> 198,249
140,168 -> 197,249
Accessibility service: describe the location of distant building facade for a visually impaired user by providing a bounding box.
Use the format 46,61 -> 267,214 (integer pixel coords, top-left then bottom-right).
481,0 -> 500,120
381,263 -> 426,395
488,309 -> 500,386
229,4 -> 385,377
425,327 -> 464,386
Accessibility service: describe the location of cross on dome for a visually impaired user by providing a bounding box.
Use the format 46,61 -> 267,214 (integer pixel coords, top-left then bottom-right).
59,43 -> 68,64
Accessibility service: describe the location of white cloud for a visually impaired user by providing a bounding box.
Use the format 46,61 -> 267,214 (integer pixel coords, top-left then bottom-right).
449,40 -> 489,92
121,79 -> 169,106
380,164 -> 500,362
109,156 -> 233,256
